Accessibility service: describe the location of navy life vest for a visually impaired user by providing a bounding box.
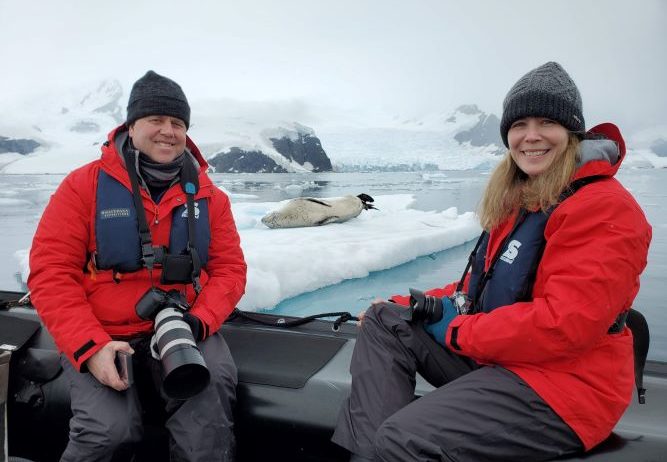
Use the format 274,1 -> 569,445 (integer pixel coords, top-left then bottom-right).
94,170 -> 210,273
468,209 -> 548,313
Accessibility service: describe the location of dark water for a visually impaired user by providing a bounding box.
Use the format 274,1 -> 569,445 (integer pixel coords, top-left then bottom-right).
1,169 -> 665,360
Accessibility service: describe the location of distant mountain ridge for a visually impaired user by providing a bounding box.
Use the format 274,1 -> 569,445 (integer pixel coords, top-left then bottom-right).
205,122 -> 333,173
0,136 -> 40,155
4,81 -> 662,174
321,105 -> 504,172
0,80 -> 334,174
451,105 -> 503,148
0,81 -> 507,174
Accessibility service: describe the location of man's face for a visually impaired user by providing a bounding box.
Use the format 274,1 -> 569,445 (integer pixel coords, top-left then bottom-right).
129,115 -> 187,164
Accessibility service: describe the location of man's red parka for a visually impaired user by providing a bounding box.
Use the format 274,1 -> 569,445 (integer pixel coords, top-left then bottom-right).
28,125 -> 247,371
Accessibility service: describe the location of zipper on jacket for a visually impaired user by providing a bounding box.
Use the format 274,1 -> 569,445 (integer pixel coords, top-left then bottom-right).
153,204 -> 159,224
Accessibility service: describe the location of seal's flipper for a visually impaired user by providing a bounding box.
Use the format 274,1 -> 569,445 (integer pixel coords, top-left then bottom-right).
305,198 -> 332,207
316,216 -> 340,226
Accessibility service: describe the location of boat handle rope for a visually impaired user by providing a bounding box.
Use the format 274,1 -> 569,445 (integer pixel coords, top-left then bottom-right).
230,308 -> 358,332
0,294 -> 359,332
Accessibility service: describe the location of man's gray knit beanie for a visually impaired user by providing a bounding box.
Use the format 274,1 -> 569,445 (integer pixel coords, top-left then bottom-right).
500,61 -> 584,147
126,70 -> 190,128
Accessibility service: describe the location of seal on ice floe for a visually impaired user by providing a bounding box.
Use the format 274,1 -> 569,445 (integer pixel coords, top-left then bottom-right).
261,194 -> 377,229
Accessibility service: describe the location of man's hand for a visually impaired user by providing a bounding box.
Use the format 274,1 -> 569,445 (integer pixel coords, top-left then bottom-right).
85,341 -> 135,391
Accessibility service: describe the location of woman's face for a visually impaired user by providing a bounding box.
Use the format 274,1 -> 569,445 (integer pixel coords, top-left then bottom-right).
507,117 -> 569,178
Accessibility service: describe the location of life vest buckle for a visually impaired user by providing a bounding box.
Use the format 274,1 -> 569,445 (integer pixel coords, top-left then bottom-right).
142,243 -> 156,269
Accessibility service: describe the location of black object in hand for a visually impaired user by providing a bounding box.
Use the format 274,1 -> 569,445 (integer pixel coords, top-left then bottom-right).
115,351 -> 133,386
399,288 -> 444,323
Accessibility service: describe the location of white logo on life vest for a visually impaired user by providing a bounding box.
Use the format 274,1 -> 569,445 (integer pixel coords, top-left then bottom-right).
500,240 -> 522,264
100,208 -> 131,220
181,201 -> 200,219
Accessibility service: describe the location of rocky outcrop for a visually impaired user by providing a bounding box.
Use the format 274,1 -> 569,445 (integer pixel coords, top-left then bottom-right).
208,148 -> 288,173
454,113 -> 502,148
207,123 -> 333,173
452,105 -> 502,149
0,136 -> 40,155
268,128 -> 332,172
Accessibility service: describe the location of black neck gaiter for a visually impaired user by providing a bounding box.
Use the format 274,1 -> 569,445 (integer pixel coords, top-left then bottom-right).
138,152 -> 185,190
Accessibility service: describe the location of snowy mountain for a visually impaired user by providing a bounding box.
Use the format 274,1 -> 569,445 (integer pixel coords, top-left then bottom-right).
0,83 -> 333,174
207,123 -> 332,173
0,80 -> 126,173
319,105 -> 504,171
452,105 -> 503,148
2,80 -> 662,174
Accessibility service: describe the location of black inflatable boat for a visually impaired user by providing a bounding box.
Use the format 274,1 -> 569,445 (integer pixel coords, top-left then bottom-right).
1,290 -> 666,461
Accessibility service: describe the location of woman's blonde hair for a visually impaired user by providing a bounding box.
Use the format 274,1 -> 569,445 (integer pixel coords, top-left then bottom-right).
478,133 -> 581,230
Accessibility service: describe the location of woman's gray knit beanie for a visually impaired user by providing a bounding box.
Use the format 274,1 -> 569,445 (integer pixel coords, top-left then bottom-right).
500,61 -> 584,147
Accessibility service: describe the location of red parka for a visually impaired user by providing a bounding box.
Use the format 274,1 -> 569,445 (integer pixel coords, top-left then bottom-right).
28,125 -> 247,371
393,123 -> 651,450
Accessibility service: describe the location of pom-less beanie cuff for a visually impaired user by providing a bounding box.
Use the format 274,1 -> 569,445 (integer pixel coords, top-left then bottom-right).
500,62 -> 584,147
126,71 -> 190,128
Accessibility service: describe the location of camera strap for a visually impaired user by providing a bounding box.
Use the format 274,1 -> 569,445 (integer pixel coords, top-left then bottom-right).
180,157 -> 202,294
455,231 -> 488,294
123,149 -> 158,274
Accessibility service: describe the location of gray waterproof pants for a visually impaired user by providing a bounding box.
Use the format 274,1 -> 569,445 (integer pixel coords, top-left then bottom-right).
59,331 -> 237,462
332,302 -> 582,462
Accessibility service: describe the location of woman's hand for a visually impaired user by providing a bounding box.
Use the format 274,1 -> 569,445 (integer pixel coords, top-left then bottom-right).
357,298 -> 388,326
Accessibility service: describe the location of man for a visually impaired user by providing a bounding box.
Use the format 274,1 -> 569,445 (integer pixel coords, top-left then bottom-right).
28,70 -> 246,461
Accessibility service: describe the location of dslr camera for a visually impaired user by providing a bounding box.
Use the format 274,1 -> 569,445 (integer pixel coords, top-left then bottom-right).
136,287 -> 210,399
400,288 -> 473,324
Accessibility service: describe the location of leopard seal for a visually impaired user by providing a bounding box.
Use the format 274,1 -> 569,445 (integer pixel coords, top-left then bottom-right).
261,194 -> 376,229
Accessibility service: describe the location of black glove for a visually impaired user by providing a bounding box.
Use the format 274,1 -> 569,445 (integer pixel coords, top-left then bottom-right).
183,312 -> 204,342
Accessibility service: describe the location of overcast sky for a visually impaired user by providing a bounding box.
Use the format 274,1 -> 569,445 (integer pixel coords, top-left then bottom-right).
1,0 -> 665,135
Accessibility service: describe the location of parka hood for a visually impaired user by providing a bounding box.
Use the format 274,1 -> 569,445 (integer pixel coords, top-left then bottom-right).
573,123 -> 626,181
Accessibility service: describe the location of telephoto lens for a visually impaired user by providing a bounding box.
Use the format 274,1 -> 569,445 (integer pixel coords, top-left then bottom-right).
136,288 -> 210,400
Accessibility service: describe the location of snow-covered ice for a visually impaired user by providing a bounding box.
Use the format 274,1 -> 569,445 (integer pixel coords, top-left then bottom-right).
13,191 -> 480,311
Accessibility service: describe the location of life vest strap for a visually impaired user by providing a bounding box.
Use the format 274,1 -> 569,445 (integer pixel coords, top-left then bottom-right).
607,311 -> 628,334
625,308 -> 650,404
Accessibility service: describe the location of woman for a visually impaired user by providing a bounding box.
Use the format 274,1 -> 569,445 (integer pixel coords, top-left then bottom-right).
331,62 -> 652,461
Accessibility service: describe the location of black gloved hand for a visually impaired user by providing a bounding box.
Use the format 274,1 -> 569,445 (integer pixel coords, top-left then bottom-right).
183,312 -> 204,342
